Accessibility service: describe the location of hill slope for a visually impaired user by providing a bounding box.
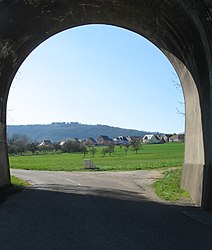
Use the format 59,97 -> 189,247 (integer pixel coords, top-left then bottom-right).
7,122 -> 153,142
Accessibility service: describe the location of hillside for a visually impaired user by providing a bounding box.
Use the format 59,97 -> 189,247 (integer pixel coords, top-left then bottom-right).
7,122 -> 153,142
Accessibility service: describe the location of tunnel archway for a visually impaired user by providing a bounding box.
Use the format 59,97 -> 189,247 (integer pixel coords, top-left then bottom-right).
0,0 -> 212,209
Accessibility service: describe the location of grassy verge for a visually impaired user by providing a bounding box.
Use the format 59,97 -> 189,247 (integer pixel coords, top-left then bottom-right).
0,176 -> 30,205
152,168 -> 190,202
11,176 -> 30,187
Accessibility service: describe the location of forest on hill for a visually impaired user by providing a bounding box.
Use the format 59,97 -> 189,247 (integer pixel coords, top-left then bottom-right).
7,122 -> 153,142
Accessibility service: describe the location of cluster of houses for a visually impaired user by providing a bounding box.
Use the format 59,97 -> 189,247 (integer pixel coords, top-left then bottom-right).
93,133 -> 184,146
38,133 -> 184,148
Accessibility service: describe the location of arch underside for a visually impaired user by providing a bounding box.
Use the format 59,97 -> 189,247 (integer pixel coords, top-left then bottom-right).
0,0 -> 212,208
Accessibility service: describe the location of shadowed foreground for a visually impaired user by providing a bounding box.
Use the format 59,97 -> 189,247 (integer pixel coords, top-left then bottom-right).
0,183 -> 212,250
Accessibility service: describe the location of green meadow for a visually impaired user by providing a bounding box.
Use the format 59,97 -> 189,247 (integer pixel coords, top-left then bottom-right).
9,143 -> 184,171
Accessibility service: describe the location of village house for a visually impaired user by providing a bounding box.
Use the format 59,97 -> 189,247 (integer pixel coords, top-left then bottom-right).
169,134 -> 185,142
38,140 -> 52,147
113,136 -> 129,145
38,140 -> 54,151
142,134 -> 161,144
156,134 -> 169,143
126,136 -> 132,143
59,138 -> 80,146
127,136 -> 143,143
84,137 -> 97,146
97,135 -> 113,146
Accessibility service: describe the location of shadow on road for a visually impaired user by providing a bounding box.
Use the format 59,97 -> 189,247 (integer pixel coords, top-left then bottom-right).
0,185 -> 212,250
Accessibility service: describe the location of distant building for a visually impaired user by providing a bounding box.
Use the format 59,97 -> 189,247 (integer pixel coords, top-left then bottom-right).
143,134 -> 161,144
169,134 -> 185,142
59,138 -> 79,146
85,137 -> 97,146
113,136 -> 129,145
38,140 -> 52,147
97,135 -> 113,146
156,134 -> 169,143
126,136 -> 133,143
127,136 -> 143,143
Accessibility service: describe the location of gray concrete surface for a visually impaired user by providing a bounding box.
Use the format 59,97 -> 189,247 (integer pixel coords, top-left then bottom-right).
0,169 -> 209,250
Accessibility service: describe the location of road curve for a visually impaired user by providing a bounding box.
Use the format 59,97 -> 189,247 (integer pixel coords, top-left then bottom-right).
0,169 -> 211,250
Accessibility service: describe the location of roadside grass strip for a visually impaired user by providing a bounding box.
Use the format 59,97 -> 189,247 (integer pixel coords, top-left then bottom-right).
11,175 -> 30,187
0,176 -> 30,205
152,168 -> 190,202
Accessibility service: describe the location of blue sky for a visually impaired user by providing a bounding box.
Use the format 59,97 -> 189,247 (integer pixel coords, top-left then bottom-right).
7,24 -> 184,133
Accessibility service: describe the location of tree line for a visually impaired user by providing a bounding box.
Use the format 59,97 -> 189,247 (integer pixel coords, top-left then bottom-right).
8,133 -> 142,157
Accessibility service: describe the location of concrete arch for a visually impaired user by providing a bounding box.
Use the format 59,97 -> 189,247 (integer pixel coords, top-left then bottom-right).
0,0 -> 212,209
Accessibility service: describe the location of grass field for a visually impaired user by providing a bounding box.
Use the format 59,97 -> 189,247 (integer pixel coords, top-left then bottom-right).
9,143 -> 184,171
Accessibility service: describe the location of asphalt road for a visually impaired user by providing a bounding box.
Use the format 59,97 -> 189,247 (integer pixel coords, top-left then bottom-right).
0,169 -> 211,250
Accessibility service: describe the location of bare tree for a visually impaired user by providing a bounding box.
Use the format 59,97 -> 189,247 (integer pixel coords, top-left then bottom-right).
124,144 -> 130,155
27,142 -> 38,155
90,147 -> 97,157
131,138 -> 141,154
171,72 -> 185,116
9,133 -> 31,155
81,145 -> 88,158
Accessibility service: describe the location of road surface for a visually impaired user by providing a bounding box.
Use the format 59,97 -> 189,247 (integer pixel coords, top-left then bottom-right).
0,169 -> 211,250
